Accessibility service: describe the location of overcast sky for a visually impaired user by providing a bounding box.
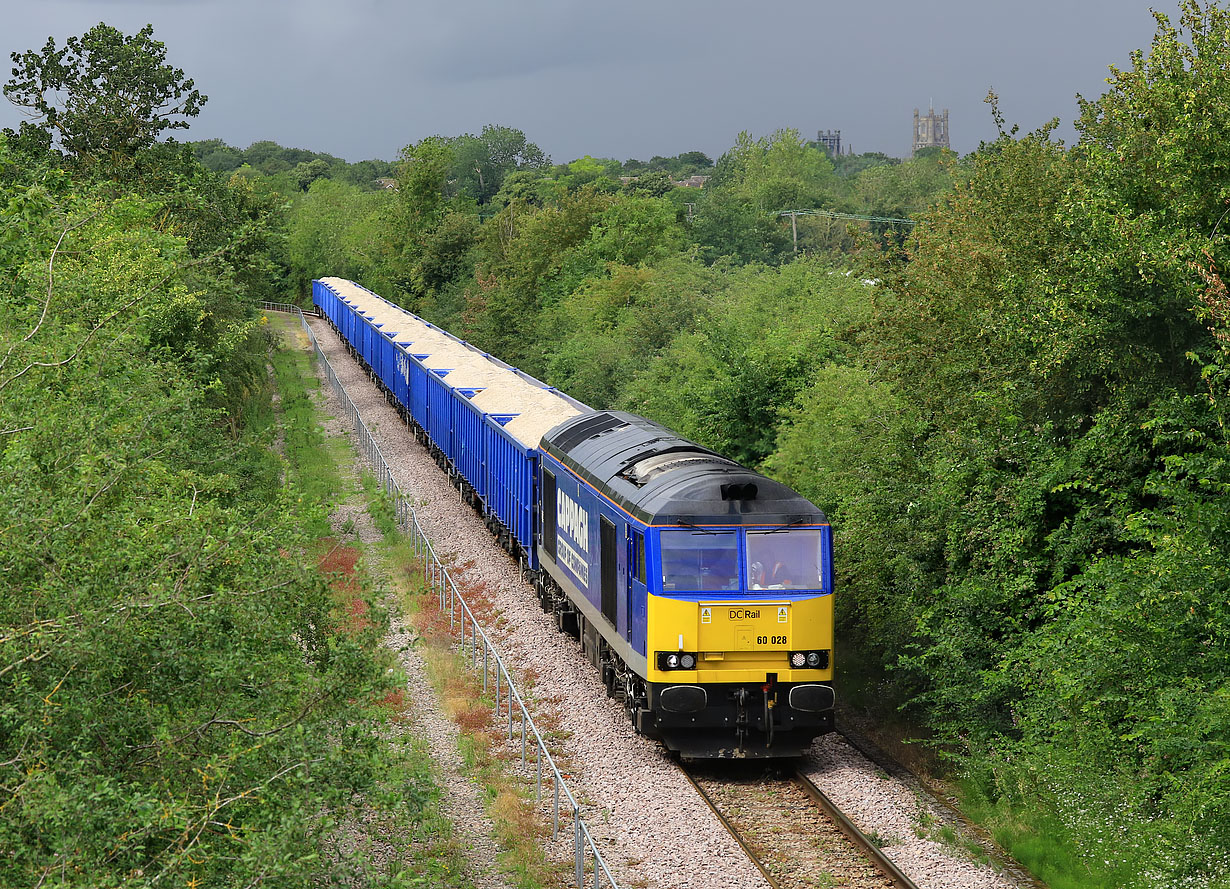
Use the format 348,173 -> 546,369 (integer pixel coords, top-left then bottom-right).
0,0 -> 1181,164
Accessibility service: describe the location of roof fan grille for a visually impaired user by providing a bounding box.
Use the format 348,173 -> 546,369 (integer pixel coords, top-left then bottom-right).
626,450 -> 734,486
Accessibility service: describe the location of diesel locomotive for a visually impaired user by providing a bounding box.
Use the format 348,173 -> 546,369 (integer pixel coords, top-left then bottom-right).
313,276 -> 834,758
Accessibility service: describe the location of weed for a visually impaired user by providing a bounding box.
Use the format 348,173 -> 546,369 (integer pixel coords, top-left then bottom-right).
386,555 -> 561,889
360,469 -> 399,538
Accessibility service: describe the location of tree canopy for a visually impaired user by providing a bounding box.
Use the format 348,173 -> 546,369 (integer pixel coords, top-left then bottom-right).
1,25 -> 396,887
4,23 -> 204,167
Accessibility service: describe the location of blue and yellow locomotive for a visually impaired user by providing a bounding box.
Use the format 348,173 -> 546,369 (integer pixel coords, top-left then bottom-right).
538,412 -> 834,758
313,277 -> 834,759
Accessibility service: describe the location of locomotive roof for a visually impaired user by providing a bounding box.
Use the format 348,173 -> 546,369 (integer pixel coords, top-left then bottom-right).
320,277 -> 585,449
541,411 -> 827,527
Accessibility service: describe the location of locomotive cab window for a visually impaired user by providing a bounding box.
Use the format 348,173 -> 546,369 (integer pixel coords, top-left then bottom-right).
660,530 -> 739,592
746,529 -> 824,590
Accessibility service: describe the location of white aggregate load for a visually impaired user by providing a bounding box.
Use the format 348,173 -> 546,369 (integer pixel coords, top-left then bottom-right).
303,306 -> 1028,889
318,277 -> 582,449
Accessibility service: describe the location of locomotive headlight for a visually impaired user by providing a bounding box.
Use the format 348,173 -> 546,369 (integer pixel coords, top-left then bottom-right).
657,651 -> 699,671
788,650 -> 831,670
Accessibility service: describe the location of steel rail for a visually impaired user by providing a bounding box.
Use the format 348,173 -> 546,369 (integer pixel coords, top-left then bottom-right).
678,767 -> 782,889
793,768 -> 920,889
680,761 -> 919,889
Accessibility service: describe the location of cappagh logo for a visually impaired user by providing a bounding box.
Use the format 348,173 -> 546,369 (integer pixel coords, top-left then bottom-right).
557,492 -> 589,552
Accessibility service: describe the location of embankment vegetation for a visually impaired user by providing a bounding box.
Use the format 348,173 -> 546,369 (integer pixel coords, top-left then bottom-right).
0,24 -> 403,887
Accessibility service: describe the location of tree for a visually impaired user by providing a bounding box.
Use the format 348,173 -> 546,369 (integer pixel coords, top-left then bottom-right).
838,6 -> 1230,882
713,128 -> 835,210
3,23 -> 205,168
675,150 -> 714,171
0,133 -> 391,889
448,125 -> 549,203
689,186 -> 790,265
293,157 -> 332,191
191,137 -> 244,173
623,169 -> 675,197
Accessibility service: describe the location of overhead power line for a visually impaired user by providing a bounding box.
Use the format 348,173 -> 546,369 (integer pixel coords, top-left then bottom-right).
776,209 -> 917,226
776,208 -> 918,253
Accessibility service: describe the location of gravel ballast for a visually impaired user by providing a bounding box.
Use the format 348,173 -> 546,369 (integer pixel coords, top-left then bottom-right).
302,312 -> 1028,889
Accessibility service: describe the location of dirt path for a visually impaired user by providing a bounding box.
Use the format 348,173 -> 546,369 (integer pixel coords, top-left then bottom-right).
274,314 -> 515,889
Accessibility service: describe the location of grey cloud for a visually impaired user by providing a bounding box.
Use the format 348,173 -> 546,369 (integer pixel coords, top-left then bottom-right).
0,0 -> 1184,164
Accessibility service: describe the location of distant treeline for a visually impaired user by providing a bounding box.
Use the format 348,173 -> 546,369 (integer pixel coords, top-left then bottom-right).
187,137 -> 395,189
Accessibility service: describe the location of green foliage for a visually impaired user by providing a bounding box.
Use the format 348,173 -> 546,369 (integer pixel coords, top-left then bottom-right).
0,130 -> 391,887
287,177 -> 394,297
622,150 -> 714,178
623,168 -> 675,197
819,4 -> 1230,884
446,124 -> 549,204
689,186 -> 791,265
541,256 -> 719,407
4,23 -> 205,171
260,16 -> 1230,875
465,185 -> 613,369
620,259 -> 870,465
187,138 -> 393,189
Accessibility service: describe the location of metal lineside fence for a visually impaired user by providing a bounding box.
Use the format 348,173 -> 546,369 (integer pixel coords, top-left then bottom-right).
259,301 -> 620,889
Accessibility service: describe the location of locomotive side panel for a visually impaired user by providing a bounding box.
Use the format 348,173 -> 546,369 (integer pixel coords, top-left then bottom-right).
539,452 -> 647,667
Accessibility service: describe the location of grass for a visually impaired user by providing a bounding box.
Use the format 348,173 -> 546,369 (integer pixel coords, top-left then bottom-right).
360,468 -> 400,538
382,536 -> 562,889
835,636 -> 1139,888
266,314 -> 476,888
913,810 -> 990,866
328,721 -> 474,889
953,772 -> 1144,889
267,325 -> 344,533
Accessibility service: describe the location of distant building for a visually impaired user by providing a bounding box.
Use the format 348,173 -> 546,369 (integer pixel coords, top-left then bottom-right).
375,177 -> 398,190
913,104 -> 949,155
816,129 -> 842,157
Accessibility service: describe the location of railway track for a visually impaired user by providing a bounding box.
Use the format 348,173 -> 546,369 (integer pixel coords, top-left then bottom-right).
683,761 -> 919,889
289,305 -> 1023,889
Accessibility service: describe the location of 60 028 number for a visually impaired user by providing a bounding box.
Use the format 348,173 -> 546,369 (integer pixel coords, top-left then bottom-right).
757,635 -> 787,645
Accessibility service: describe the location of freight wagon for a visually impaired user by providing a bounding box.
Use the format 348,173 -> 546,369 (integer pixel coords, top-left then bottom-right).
313,277 -> 835,757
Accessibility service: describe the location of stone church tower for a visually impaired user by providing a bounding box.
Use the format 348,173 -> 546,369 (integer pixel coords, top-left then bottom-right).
913,104 -> 950,155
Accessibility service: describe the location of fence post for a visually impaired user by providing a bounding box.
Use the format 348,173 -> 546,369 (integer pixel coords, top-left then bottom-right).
575,812 -> 584,888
